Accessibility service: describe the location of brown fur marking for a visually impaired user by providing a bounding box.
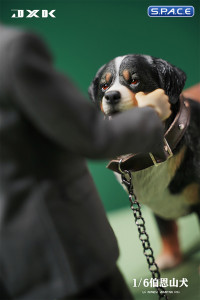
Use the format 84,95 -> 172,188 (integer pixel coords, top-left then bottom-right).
105,73 -> 111,83
122,69 -> 130,81
183,183 -> 200,205
131,93 -> 138,107
100,102 -> 104,113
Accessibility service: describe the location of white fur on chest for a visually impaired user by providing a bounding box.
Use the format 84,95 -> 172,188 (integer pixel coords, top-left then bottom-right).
115,159 -> 190,219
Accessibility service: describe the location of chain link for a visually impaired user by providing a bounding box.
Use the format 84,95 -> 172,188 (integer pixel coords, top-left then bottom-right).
120,167 -> 168,300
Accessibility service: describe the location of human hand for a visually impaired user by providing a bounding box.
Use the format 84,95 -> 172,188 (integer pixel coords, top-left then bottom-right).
135,89 -> 171,121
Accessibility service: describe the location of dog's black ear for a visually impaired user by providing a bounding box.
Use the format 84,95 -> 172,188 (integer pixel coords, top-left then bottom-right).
154,58 -> 186,104
88,64 -> 106,105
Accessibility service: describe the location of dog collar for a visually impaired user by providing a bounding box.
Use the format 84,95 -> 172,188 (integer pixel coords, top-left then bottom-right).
107,95 -> 191,173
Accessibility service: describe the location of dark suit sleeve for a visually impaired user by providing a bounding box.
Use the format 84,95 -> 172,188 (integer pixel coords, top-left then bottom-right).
8,32 -> 164,159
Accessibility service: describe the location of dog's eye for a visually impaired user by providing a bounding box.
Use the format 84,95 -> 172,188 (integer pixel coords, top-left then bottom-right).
102,83 -> 109,91
131,79 -> 139,85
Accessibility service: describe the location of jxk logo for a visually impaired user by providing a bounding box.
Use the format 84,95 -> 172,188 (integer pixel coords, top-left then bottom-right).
11,9 -> 56,18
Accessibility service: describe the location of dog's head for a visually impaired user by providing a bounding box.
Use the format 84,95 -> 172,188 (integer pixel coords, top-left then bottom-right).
88,54 -> 186,119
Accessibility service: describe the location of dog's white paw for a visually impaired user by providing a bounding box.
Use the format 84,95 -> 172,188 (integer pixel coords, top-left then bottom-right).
156,253 -> 182,270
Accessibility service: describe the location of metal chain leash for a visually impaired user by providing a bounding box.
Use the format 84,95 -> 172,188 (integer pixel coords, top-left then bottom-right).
118,160 -> 168,299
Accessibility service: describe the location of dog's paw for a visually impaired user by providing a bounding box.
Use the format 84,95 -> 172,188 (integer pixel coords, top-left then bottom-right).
155,253 -> 182,270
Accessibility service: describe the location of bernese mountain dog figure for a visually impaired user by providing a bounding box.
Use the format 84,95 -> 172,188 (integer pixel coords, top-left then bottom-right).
89,55 -> 200,269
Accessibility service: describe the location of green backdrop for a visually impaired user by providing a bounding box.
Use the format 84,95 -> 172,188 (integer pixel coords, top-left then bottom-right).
1,0 -> 199,211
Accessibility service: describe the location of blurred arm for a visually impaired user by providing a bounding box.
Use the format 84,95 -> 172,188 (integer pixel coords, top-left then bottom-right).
8,32 -> 164,159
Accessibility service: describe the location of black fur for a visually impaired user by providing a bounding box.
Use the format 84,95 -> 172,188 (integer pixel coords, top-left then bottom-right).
170,100 -> 200,195
88,64 -> 106,105
154,58 -> 187,104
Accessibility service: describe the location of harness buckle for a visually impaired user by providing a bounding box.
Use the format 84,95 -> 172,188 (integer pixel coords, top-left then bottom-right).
149,138 -> 173,167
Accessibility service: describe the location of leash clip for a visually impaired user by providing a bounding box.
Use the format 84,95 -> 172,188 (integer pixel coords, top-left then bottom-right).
149,138 -> 173,167
118,159 -> 133,194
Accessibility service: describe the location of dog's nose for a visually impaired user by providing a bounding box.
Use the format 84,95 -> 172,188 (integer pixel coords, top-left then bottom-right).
105,91 -> 121,105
